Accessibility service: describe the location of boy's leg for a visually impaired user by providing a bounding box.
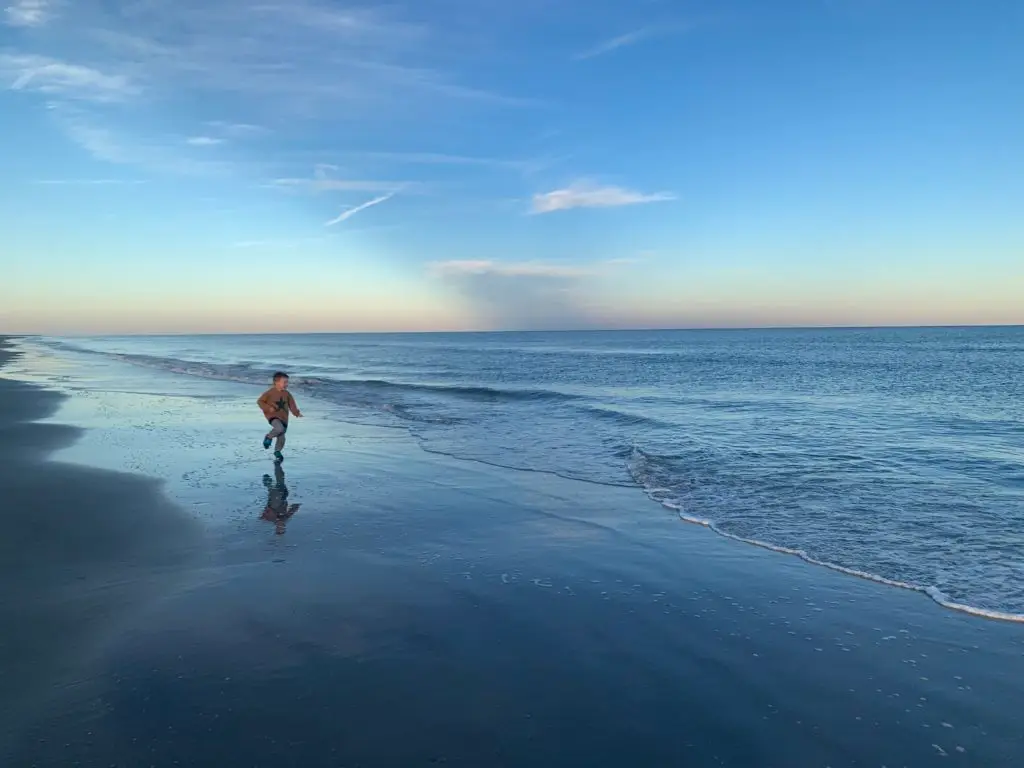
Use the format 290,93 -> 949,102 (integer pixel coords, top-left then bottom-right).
266,419 -> 286,451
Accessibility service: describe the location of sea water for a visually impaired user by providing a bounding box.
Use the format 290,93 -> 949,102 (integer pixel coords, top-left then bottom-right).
39,327 -> 1024,619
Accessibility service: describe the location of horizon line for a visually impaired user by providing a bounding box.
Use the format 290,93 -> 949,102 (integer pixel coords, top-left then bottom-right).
7,323 -> 1023,339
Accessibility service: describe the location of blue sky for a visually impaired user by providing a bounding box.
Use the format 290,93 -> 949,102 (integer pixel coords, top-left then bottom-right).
2,0 -> 1022,333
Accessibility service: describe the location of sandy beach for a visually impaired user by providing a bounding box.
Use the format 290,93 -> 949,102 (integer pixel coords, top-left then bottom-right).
2,336 -> 1023,767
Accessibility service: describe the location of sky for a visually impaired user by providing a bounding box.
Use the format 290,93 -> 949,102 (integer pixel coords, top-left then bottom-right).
2,0 -> 1022,334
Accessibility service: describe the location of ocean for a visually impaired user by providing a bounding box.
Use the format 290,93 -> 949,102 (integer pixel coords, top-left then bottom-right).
40,327 -> 1024,620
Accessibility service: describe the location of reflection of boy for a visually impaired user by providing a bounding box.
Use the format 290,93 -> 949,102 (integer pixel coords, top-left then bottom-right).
262,470 -> 301,535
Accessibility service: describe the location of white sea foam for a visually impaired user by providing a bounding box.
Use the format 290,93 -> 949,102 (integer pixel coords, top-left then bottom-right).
653,497 -> 1024,624
625,442 -> 1024,623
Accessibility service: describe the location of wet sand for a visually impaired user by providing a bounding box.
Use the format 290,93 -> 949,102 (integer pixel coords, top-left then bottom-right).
0,340 -> 200,759
3,338 -> 1024,766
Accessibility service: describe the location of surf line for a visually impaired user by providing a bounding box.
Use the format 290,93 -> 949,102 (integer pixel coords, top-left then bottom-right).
657,497 -> 1024,624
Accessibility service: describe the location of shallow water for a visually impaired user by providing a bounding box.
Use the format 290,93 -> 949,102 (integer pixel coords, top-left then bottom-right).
36,327 -> 1024,617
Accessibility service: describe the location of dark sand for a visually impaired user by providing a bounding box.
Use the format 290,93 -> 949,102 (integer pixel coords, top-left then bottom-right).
3,338 -> 1024,767
0,340 -> 200,759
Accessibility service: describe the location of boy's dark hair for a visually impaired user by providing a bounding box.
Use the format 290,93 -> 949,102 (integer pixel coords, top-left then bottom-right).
273,371 -> 289,382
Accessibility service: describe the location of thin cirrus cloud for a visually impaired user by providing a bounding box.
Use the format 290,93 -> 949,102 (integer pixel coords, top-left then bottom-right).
52,107 -> 229,176
24,0 -> 528,114
206,120 -> 268,138
33,178 -> 145,186
531,182 -> 675,214
230,237 -> 326,249
2,54 -> 136,102
339,150 -> 540,174
324,192 -> 395,226
273,165 -> 416,195
274,177 -> 412,194
574,22 -> 694,61
429,260 -> 595,279
574,28 -> 655,60
3,0 -> 529,182
4,0 -> 52,27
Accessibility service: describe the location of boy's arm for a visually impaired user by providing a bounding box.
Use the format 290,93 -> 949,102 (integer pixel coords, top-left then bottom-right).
288,392 -> 302,417
257,390 -> 273,414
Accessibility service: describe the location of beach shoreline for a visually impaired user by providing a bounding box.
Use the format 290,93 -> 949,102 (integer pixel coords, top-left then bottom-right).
3,337 -> 1024,766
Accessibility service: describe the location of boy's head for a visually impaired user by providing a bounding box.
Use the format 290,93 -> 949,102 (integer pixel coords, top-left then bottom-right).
273,371 -> 290,390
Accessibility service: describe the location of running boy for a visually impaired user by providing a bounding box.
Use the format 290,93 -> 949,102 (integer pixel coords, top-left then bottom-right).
257,372 -> 302,463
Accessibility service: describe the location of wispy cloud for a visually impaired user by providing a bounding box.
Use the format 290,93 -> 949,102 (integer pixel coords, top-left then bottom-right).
40,1 -> 527,115
249,2 -> 425,40
230,237 -> 326,249
324,192 -> 395,226
4,0 -> 531,191
274,177 -> 411,193
53,107 -> 228,176
531,182 -> 675,214
207,120 -> 268,138
4,0 -> 52,27
345,150 -> 523,169
575,28 -> 655,60
273,164 -> 416,194
33,178 -> 144,186
58,117 -> 132,164
328,150 -> 556,177
575,23 -> 693,61
429,260 -> 594,279
313,163 -> 338,179
604,254 -> 649,266
2,54 -> 135,102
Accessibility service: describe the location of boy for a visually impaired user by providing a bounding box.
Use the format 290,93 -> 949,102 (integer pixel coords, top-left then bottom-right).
257,371 -> 302,463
